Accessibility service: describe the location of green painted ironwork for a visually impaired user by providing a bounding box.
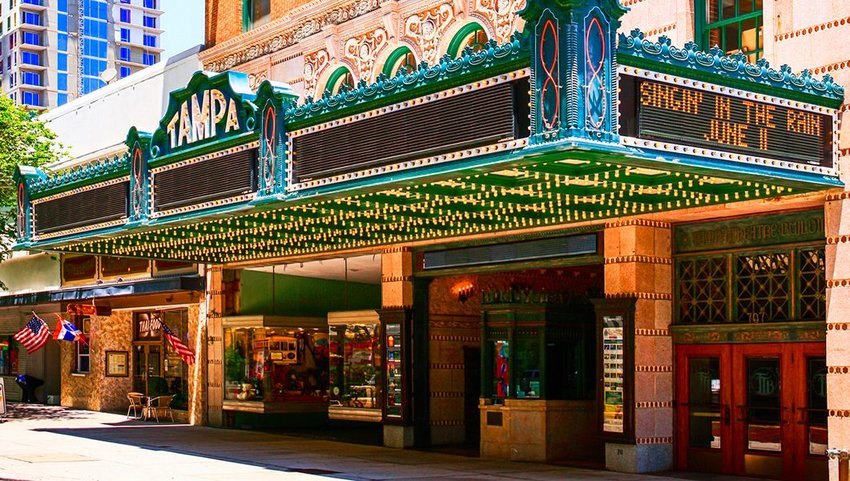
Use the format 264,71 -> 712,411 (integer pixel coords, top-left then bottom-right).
28,153 -> 130,200
447,22 -> 488,59
694,0 -> 763,61
381,46 -> 416,77
285,34 -> 527,130
618,29 -> 844,108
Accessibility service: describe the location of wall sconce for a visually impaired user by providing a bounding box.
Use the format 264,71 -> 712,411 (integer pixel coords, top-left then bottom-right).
452,282 -> 475,303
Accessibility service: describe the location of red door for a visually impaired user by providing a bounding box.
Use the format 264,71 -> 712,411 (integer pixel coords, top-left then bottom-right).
676,343 -> 827,481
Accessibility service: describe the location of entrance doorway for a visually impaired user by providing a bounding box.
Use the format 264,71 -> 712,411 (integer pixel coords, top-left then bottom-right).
133,344 -> 162,396
676,343 -> 827,481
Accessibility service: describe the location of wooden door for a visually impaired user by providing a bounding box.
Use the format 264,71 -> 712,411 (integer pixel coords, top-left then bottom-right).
677,343 -> 827,481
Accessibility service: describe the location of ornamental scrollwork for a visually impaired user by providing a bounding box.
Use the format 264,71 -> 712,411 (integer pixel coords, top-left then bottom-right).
403,3 -> 456,66
474,0 -> 526,44
303,49 -> 331,100
203,0 -> 388,72
344,28 -> 389,82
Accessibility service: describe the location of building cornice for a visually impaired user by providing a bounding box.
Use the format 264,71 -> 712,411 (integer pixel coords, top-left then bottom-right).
200,0 -> 391,72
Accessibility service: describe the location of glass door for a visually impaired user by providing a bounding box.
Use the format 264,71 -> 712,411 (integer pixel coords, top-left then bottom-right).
133,344 -> 161,397
676,344 -> 733,474
734,345 -> 784,479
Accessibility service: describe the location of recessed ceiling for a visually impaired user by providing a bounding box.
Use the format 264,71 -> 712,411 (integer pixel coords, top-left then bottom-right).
246,254 -> 381,284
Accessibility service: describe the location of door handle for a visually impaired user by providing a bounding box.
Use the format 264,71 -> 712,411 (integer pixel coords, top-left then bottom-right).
722,405 -> 731,426
735,405 -> 748,423
796,406 -> 809,425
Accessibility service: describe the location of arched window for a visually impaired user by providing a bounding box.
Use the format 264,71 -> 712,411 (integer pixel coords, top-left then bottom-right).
325,67 -> 354,96
382,47 -> 417,77
447,23 -> 489,58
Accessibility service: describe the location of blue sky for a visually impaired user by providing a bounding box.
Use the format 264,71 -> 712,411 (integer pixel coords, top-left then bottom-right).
160,0 -> 205,61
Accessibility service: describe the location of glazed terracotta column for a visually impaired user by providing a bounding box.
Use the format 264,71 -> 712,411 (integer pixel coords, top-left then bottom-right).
204,265 -> 224,427
603,219 -> 674,473
826,191 -> 850,481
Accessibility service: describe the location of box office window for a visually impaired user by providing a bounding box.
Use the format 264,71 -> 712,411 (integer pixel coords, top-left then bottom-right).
676,247 -> 825,324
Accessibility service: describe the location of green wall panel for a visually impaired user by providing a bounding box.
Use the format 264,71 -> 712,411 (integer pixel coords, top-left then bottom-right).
239,270 -> 381,317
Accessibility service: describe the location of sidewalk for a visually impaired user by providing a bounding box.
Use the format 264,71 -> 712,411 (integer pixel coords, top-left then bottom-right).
0,404 -> 762,481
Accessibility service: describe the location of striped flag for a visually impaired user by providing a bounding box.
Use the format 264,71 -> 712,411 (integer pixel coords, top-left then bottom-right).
14,314 -> 50,354
162,323 -> 195,365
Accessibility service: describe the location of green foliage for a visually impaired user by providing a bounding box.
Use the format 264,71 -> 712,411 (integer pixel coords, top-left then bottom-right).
225,346 -> 246,383
0,96 -> 61,258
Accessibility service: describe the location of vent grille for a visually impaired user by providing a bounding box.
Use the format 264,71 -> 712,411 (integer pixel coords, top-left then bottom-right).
34,182 -> 128,234
293,79 -> 530,183
422,234 -> 598,270
153,149 -> 257,212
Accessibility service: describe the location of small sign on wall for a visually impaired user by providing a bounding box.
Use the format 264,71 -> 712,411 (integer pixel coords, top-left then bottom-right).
0,377 -> 7,416
105,351 -> 129,377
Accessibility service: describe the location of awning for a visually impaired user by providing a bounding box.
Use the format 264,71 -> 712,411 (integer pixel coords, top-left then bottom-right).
0,276 -> 204,308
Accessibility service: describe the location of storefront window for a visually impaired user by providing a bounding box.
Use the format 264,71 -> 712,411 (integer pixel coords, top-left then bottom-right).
0,336 -> 17,375
224,326 -> 328,404
329,323 -> 381,410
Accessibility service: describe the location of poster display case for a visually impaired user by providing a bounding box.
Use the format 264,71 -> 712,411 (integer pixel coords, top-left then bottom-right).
378,308 -> 412,425
222,315 -> 328,414
593,298 -> 636,442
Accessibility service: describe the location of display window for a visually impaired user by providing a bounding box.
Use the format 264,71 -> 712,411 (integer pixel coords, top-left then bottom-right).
224,326 -> 329,404
329,323 -> 381,410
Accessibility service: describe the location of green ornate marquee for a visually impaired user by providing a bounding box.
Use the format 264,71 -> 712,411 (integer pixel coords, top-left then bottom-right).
13,0 -> 844,264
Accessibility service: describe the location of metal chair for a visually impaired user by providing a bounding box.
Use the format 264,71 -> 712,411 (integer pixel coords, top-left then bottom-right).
127,392 -> 144,419
145,395 -> 175,423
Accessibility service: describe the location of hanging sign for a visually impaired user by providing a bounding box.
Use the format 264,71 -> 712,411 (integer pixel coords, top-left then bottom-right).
620,75 -> 835,169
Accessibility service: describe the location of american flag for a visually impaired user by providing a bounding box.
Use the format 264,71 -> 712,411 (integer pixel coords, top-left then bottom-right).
14,314 -> 50,353
162,323 -> 195,365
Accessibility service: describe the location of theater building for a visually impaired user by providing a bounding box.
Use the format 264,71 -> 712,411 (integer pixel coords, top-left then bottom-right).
12,0 -> 850,480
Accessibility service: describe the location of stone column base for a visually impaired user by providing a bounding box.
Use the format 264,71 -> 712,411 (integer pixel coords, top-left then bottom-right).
383,425 -> 415,448
605,442 -> 673,473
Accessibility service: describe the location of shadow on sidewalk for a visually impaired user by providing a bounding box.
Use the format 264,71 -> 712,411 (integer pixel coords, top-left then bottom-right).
1,403 -> 90,421
32,423 -> 361,478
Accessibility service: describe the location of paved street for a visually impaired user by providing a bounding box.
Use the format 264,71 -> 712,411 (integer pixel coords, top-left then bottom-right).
0,404 -> 764,481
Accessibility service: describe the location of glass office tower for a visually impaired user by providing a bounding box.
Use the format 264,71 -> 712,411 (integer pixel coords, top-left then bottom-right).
0,0 -> 163,109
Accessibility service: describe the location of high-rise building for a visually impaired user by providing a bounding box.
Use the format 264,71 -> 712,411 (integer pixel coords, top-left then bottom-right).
0,0 -> 162,110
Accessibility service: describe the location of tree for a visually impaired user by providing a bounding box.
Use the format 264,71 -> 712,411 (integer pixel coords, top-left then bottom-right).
0,96 -> 62,259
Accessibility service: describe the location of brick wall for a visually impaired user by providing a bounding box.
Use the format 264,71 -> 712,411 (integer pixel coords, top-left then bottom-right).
206,0 -> 243,47
206,0 -> 316,47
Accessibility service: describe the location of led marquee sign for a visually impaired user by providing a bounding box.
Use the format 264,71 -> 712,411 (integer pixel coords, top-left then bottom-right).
619,74 -> 835,169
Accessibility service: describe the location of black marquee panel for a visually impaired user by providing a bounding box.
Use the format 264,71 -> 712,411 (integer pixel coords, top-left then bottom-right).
34,181 -> 128,234
153,149 -> 257,212
292,78 -> 531,183
619,74 -> 833,168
